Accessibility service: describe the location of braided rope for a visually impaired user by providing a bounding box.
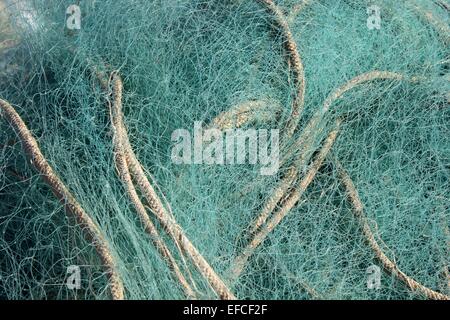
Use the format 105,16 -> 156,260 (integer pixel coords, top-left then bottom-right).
210,99 -> 282,130
109,74 -> 235,300
231,122 -> 341,280
259,0 -> 306,139
335,160 -> 449,300
283,71 -> 404,166
0,98 -> 124,300
108,74 -> 197,299
250,71 -> 404,246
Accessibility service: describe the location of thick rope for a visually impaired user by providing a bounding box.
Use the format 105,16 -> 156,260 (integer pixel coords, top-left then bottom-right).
230,122 -> 340,280
259,0 -> 306,139
251,71 -> 405,242
283,71 -> 404,166
0,98 -> 125,300
109,73 -> 236,300
287,0 -> 312,23
210,99 -> 282,130
108,74 -> 197,299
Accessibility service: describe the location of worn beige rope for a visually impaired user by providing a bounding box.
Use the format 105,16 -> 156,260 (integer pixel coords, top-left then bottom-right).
335,160 -> 449,300
231,122 -> 341,280
123,136 -> 200,294
251,71 -> 405,240
216,95 -> 447,299
206,99 -> 295,246
259,0 -> 306,139
0,98 -> 125,300
229,0 -> 310,249
277,262 -> 323,299
283,71 -> 404,166
228,1 -> 445,296
108,74 -> 197,299
93,64 -> 198,296
228,71 -> 407,281
249,167 -> 297,234
210,99 -> 282,130
109,73 -> 235,300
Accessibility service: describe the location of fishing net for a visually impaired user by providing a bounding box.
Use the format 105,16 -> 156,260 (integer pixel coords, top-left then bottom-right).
0,0 -> 448,299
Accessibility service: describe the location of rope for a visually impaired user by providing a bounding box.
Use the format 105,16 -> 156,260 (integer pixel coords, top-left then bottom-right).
335,160 -> 449,300
0,98 -> 125,300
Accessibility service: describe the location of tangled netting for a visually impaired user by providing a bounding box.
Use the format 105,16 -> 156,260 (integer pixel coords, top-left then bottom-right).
0,0 -> 449,300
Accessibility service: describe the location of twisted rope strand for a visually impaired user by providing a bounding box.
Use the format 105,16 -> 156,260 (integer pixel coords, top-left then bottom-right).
210,99 -> 282,130
259,0 -> 306,138
409,1 -> 450,44
110,74 -> 236,300
109,74 -> 197,299
231,122 -> 340,280
335,160 -> 449,300
283,71 -> 404,166
249,167 -> 297,234
0,98 -> 125,300
251,71 -> 404,241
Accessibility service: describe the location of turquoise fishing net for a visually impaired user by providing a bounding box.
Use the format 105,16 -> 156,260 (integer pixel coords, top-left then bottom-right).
0,0 -> 448,299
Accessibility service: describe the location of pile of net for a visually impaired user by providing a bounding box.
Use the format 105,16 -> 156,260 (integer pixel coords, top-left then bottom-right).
0,0 -> 448,299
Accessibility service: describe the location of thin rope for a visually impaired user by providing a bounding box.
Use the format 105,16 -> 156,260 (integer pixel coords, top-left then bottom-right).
335,159 -> 449,301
